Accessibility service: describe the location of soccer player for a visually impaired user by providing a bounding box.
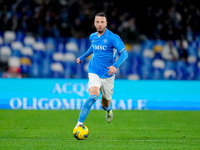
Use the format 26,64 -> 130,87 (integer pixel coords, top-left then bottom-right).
75,12 -> 128,128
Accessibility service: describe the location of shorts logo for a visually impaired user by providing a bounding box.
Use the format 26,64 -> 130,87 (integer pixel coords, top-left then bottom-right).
111,88 -> 114,94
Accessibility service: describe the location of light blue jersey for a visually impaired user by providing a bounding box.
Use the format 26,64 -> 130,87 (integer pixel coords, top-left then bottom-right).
79,29 -> 127,78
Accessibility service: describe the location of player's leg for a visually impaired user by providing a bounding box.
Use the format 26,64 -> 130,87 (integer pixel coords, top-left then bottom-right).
101,95 -> 113,123
101,96 -> 112,112
100,76 -> 115,123
75,73 -> 101,128
75,86 -> 99,128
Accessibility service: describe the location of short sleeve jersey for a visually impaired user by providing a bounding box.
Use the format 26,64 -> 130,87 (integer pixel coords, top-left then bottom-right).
87,29 -> 125,78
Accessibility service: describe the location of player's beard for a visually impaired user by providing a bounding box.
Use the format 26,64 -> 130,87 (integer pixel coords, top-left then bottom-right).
97,30 -> 103,34
97,27 -> 106,34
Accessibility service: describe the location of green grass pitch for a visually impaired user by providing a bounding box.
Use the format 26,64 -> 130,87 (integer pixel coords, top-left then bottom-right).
0,110 -> 200,150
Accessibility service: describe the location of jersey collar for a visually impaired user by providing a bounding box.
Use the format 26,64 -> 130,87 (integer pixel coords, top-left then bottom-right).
97,28 -> 109,38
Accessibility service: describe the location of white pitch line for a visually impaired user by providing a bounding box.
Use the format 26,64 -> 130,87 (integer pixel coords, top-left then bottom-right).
0,139 -> 199,142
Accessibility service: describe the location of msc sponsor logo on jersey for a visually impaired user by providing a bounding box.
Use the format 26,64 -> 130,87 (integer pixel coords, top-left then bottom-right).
92,44 -> 107,50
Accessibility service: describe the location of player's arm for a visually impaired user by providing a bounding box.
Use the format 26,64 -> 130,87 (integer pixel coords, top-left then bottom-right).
113,50 -> 128,68
112,34 -> 128,68
77,45 -> 93,64
107,50 -> 128,75
107,34 -> 128,75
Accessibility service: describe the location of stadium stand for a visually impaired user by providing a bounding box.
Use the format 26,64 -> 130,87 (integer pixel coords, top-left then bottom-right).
0,0 -> 200,80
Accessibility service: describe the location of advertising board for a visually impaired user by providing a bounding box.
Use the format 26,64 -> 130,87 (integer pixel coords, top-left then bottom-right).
0,79 -> 200,110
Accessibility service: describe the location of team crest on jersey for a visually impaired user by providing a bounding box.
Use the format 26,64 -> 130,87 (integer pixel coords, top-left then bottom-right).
103,39 -> 107,43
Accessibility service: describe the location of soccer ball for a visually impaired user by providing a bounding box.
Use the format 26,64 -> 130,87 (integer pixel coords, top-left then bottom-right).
73,125 -> 89,140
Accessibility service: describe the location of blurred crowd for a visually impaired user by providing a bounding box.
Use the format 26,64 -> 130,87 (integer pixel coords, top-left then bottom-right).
0,0 -> 200,80
0,0 -> 200,42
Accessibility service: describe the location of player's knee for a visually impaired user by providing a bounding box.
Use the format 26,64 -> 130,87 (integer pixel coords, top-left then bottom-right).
89,87 -> 99,97
89,93 -> 99,99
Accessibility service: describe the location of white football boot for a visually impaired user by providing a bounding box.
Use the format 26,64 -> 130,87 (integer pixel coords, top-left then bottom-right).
74,121 -> 83,129
106,110 -> 113,123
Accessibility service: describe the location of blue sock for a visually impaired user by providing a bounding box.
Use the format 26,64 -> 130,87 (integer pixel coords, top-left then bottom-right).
78,95 -> 98,123
102,102 -> 112,112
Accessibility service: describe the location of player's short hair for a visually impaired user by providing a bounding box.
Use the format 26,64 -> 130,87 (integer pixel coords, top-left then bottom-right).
95,12 -> 107,21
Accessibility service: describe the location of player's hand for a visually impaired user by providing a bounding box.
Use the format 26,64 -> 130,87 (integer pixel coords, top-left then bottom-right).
77,58 -> 83,64
107,66 -> 117,75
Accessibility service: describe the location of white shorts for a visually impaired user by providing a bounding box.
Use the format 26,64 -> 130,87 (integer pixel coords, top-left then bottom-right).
88,73 -> 115,100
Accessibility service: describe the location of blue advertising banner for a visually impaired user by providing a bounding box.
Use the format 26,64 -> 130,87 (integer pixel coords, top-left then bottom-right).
0,79 -> 200,110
